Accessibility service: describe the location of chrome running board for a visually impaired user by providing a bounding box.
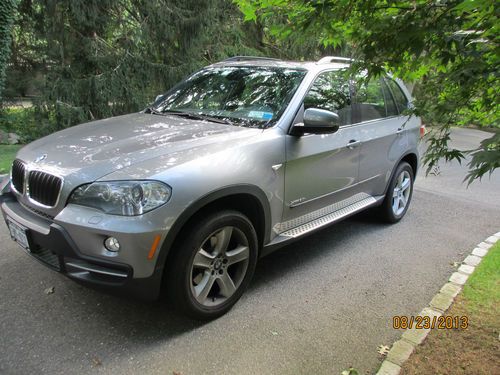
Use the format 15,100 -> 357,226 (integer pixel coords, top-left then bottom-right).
266,194 -> 380,249
280,196 -> 377,238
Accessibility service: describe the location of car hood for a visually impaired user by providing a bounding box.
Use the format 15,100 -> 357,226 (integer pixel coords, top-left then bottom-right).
17,112 -> 260,182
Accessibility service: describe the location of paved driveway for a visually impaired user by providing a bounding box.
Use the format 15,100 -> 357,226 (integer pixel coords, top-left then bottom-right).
1,128 -> 499,374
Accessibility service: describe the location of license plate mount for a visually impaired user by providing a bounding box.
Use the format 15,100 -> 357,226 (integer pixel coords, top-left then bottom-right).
6,217 -> 31,252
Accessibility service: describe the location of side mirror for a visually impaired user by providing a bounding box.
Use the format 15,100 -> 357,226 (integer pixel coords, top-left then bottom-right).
291,108 -> 340,136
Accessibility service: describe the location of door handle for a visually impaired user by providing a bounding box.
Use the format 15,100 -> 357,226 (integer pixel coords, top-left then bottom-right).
346,140 -> 362,149
396,128 -> 404,135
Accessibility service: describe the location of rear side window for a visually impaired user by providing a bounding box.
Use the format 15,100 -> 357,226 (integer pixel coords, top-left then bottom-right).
353,78 -> 387,122
381,80 -> 399,117
353,78 -> 404,122
385,78 -> 409,113
304,70 -> 352,125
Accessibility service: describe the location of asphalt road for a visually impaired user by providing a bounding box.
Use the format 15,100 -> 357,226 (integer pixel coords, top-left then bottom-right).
1,128 -> 499,375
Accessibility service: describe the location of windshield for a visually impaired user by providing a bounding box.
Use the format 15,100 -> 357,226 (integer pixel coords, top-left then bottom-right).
152,66 -> 306,128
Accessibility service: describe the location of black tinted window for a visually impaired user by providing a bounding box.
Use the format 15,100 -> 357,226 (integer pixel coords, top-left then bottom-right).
304,71 -> 352,125
353,78 -> 386,122
381,80 -> 399,117
385,78 -> 409,113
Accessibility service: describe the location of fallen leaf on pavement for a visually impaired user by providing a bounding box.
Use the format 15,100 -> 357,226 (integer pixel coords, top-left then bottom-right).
44,286 -> 55,295
341,367 -> 359,375
377,344 -> 390,356
92,357 -> 102,366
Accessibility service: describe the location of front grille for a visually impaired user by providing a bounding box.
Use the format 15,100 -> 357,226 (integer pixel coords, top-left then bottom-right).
28,170 -> 62,207
11,159 -> 25,193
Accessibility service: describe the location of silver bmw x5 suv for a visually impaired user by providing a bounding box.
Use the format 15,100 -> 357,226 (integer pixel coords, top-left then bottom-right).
1,56 -> 421,319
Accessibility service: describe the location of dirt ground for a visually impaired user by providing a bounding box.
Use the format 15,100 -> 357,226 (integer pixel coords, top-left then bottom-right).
400,295 -> 500,375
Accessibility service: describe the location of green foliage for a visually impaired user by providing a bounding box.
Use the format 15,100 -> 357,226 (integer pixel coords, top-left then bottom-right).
423,128 -> 464,176
3,0 -> 270,137
235,0 -> 500,181
0,107 -> 48,142
467,133 -> 500,184
0,0 -> 18,101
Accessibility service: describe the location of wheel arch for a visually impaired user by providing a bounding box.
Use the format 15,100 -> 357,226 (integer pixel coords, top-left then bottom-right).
155,184 -> 271,281
401,152 -> 418,177
383,151 -> 419,196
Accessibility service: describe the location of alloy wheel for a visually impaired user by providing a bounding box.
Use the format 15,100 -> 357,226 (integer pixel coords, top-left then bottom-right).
190,226 -> 250,307
392,170 -> 412,216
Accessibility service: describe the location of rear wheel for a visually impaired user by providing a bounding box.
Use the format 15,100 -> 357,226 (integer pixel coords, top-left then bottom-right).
167,210 -> 258,320
378,161 -> 414,223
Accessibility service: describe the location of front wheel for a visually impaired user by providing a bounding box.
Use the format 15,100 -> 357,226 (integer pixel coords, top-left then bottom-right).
166,210 -> 258,320
378,161 -> 414,223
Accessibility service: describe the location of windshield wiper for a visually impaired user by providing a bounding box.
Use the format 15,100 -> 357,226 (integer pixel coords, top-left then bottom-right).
162,110 -> 233,125
144,106 -> 165,116
145,107 -> 234,125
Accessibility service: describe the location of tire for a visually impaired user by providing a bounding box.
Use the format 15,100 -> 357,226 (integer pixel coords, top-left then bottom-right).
378,161 -> 414,223
166,210 -> 258,320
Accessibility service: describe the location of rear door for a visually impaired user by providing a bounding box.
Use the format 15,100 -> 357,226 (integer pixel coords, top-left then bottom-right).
353,77 -> 409,197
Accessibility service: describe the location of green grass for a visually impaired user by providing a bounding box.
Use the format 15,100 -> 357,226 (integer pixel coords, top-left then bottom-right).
401,240 -> 500,374
0,145 -> 22,174
463,240 -> 500,311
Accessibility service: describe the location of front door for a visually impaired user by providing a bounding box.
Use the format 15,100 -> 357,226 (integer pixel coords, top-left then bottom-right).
283,70 -> 361,224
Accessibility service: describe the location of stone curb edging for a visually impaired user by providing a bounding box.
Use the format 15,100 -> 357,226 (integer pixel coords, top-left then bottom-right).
376,232 -> 500,375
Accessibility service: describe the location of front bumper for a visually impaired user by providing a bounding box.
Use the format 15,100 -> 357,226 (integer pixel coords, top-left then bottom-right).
0,190 -> 164,301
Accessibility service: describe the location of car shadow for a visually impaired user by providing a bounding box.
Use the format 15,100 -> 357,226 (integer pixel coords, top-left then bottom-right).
250,212 -> 388,290
74,212 -> 388,340
0,210 -> 390,356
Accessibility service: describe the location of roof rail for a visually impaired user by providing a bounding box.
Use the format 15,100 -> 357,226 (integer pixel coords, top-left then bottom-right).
222,56 -> 282,62
317,56 -> 353,64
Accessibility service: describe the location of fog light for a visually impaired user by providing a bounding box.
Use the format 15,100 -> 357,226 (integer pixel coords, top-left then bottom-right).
104,237 -> 120,252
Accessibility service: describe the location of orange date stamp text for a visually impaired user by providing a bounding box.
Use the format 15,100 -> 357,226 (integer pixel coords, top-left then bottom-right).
392,315 -> 468,329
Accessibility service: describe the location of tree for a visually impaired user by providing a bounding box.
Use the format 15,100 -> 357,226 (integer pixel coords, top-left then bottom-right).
235,0 -> 499,182
0,0 -> 18,101
2,0 -> 270,139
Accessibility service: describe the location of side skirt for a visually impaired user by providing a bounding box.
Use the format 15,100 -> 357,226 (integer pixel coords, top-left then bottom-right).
261,194 -> 384,257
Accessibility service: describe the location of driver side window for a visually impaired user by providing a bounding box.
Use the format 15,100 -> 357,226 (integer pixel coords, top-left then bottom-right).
304,71 -> 352,126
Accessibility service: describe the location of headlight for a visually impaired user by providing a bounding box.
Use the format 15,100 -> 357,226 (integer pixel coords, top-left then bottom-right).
69,181 -> 171,216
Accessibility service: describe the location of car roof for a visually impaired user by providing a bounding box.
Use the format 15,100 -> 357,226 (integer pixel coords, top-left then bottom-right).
210,56 -> 350,71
